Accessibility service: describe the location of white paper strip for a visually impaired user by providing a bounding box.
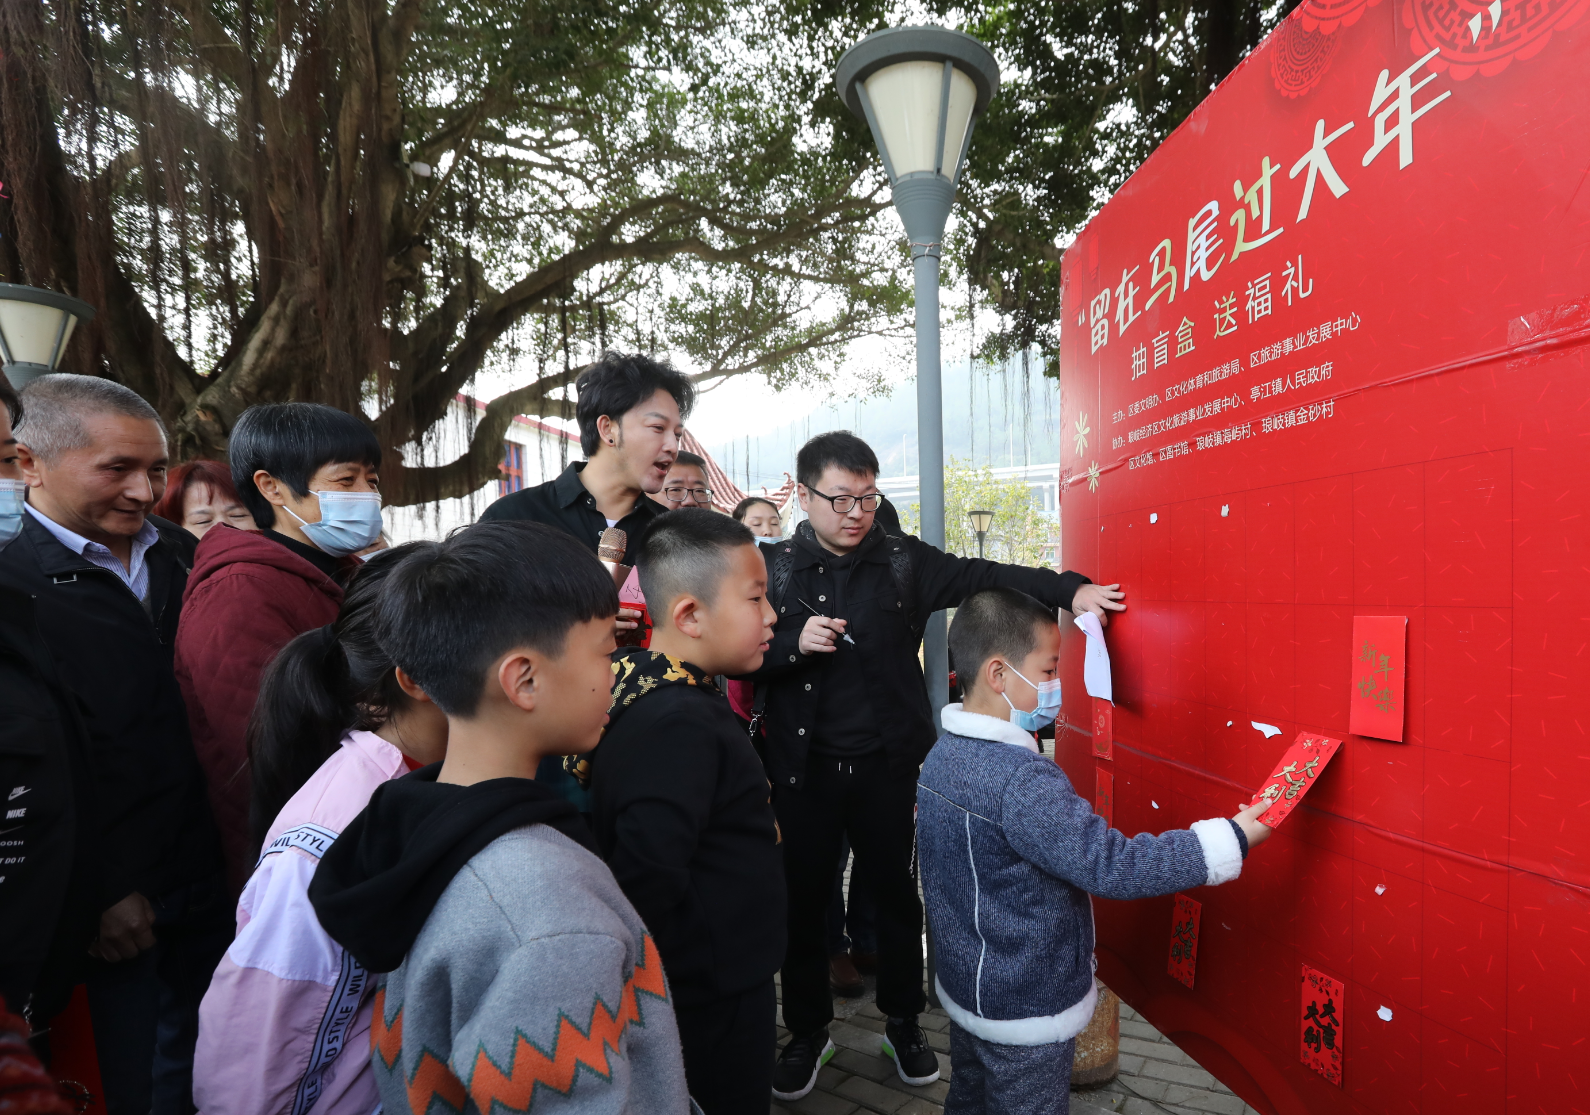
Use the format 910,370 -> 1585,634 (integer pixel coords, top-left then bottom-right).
1074,611 -> 1113,702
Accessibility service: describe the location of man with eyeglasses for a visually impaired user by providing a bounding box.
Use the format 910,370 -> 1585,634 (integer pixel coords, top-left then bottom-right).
653,451 -> 715,510
751,431 -> 1125,1102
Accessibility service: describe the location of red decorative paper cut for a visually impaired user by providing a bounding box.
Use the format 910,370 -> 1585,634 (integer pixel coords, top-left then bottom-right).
1095,766 -> 1114,828
1300,964 -> 1344,1085
1349,615 -> 1406,741
1167,894 -> 1201,989
1091,698 -> 1114,758
1404,0 -> 1589,79
1248,733 -> 1343,828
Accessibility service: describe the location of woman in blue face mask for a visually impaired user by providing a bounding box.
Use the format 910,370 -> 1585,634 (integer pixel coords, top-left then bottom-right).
173,402 -> 386,896
0,381 -> 25,550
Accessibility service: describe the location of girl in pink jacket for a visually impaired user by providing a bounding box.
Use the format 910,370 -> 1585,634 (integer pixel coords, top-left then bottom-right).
193,546 -> 447,1115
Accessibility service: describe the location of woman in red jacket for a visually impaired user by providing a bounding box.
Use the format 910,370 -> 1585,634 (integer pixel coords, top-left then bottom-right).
173,403 -> 384,896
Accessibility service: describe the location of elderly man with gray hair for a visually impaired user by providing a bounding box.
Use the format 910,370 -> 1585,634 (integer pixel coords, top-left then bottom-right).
0,374 -> 226,1115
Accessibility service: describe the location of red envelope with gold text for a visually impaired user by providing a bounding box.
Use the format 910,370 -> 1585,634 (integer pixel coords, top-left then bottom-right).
1248,733 -> 1342,828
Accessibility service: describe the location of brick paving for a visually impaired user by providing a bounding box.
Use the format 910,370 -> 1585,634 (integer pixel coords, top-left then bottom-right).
769,979 -> 1263,1115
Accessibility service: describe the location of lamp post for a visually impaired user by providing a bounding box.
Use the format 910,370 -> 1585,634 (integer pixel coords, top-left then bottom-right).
0,283 -> 97,390
968,508 -> 994,559
836,25 -> 999,728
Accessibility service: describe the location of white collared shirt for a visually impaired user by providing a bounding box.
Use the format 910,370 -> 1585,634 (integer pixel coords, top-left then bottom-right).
26,502 -> 159,600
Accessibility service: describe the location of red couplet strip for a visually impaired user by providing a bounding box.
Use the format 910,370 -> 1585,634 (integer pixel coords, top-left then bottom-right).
1091,697 -> 1114,758
1300,964 -> 1344,1086
1094,766 -> 1114,829
1167,893 -> 1201,989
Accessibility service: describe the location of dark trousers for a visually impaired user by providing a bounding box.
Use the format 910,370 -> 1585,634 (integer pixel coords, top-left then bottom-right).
775,751 -> 924,1037
85,876 -> 233,1115
674,980 -> 777,1115
825,836 -> 877,957
947,1023 -> 1075,1115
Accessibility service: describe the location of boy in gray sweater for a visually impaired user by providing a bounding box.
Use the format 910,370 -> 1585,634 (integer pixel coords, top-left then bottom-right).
917,588 -> 1273,1115
310,522 -> 694,1114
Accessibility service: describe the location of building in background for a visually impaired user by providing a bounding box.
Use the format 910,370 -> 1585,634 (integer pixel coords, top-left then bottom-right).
384,394 -> 578,543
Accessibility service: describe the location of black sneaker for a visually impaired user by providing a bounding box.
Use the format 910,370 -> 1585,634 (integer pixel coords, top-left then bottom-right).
771,1028 -> 835,1101
881,1016 -> 940,1086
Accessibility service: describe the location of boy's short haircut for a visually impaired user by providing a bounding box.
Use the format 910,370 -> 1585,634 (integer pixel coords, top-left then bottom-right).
732,496 -> 777,521
229,402 -> 382,529
796,431 -> 879,489
949,588 -> 1059,696
373,522 -> 618,717
673,451 -> 706,469
574,352 -> 696,457
635,508 -> 755,615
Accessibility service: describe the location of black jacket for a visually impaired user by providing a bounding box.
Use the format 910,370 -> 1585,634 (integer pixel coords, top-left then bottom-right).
0,585 -> 98,1019
0,513 -> 220,907
746,521 -> 1091,789
589,650 -> 786,1007
480,461 -> 666,556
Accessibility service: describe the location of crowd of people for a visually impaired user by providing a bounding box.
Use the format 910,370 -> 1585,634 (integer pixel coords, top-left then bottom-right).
0,353 -> 1273,1115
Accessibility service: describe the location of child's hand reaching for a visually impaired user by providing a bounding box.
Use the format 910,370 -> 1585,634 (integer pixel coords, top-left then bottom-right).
1231,799 -> 1274,850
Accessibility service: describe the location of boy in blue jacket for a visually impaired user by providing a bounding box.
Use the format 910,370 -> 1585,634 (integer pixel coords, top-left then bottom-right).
917,588 -> 1273,1115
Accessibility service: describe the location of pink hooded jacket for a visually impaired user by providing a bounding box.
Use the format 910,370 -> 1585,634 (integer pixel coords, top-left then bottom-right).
194,731 -> 405,1115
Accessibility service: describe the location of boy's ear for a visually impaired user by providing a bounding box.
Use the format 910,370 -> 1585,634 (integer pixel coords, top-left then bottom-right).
982,657 -> 1008,697
670,593 -> 703,639
495,651 -> 539,713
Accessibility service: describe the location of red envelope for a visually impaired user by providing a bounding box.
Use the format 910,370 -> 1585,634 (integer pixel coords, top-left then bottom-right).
1300,964 -> 1344,1086
1091,698 -> 1114,759
1248,733 -> 1343,829
1167,893 -> 1201,989
1349,616 -> 1407,741
1094,766 -> 1114,828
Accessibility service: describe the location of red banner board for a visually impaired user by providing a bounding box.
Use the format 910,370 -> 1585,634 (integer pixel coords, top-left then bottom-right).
1054,2 -> 1590,1112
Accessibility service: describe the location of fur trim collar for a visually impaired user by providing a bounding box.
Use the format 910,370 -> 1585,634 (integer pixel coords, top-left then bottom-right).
940,703 -> 1040,753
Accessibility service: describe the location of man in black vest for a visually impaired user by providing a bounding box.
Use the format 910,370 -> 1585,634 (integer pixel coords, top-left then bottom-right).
753,431 -> 1124,1101
0,374 -> 226,1115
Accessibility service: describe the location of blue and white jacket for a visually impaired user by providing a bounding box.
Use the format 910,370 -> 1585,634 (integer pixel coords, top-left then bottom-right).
917,705 -> 1246,1046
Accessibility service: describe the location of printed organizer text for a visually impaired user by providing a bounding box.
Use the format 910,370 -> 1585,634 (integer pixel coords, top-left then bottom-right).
1130,399 -> 1335,469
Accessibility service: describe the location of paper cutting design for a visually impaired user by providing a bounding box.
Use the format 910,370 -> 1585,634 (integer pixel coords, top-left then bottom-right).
1167,894 -> 1201,989
1094,767 -> 1114,829
1249,733 -> 1343,828
1349,615 -> 1406,740
1091,698 -> 1114,759
1300,964 -> 1344,1085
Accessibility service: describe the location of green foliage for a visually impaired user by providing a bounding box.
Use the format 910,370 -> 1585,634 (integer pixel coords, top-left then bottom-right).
903,458 -> 1055,566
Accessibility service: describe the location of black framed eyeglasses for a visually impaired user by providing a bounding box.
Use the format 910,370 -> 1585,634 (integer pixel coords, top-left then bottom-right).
663,486 -> 713,503
808,486 -> 882,514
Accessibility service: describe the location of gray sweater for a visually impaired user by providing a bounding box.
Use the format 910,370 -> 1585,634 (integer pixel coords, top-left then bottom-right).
370,824 -> 693,1114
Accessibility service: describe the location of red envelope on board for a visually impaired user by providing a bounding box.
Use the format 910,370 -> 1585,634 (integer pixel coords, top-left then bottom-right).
1349,616 -> 1406,741
1248,733 -> 1342,828
1094,766 -> 1114,829
1300,964 -> 1344,1086
1091,698 -> 1113,759
1167,893 -> 1200,989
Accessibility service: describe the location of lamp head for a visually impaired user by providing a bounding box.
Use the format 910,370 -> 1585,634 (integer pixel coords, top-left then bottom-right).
0,283 -> 97,390
968,508 -> 995,535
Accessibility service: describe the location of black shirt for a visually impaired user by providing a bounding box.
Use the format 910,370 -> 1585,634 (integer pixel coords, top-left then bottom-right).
262,529 -> 344,581
809,545 -> 883,758
479,462 -> 665,558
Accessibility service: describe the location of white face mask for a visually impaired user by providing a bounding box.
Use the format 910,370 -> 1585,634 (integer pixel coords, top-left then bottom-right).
283,491 -> 383,556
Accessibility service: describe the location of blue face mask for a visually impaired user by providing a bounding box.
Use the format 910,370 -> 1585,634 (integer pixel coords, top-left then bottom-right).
0,479 -> 25,548
284,491 -> 383,557
1001,663 -> 1063,732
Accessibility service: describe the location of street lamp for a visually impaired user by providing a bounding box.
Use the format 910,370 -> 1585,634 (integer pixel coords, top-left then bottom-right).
968,508 -> 995,559
0,283 -> 96,390
836,25 -> 999,727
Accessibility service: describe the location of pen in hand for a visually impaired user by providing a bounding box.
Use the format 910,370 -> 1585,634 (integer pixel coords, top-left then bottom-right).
799,598 -> 857,645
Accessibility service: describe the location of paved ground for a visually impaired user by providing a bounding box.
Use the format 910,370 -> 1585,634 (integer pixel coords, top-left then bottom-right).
769,977 -> 1264,1115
